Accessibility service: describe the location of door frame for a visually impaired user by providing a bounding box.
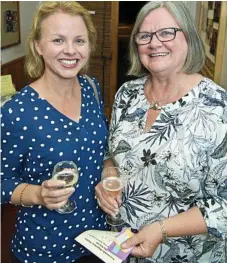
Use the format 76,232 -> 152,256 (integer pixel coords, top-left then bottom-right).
104,1 -> 119,120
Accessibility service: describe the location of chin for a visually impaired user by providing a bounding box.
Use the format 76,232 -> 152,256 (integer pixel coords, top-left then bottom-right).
56,68 -> 82,79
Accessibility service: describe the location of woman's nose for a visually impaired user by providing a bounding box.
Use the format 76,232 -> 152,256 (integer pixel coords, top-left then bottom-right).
148,34 -> 163,48
63,42 -> 77,55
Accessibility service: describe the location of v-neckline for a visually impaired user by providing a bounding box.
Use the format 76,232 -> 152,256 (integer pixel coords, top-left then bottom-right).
27,77 -> 83,124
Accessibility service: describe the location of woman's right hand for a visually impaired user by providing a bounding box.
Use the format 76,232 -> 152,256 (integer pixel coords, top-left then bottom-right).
38,179 -> 75,210
95,182 -> 120,217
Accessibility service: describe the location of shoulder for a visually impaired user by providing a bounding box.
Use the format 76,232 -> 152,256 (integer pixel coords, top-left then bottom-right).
199,77 -> 227,102
197,78 -> 227,124
1,86 -> 37,125
115,76 -> 148,99
119,76 -> 147,90
1,86 -> 35,108
79,74 -> 100,87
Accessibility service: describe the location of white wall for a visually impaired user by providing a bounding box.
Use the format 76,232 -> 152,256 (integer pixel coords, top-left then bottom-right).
1,1 -> 39,64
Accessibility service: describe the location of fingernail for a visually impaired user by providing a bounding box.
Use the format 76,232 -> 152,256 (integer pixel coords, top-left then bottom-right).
114,209 -> 119,214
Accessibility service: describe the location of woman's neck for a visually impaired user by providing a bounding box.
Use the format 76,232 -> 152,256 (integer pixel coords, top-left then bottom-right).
145,73 -> 203,108
146,73 -> 186,101
33,72 -> 80,101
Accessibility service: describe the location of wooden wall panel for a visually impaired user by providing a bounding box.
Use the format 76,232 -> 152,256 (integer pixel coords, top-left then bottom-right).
80,1 -> 119,121
1,56 -> 30,91
1,204 -> 18,263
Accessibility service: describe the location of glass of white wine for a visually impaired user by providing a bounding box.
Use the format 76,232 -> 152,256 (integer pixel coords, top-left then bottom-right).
101,166 -> 125,226
52,160 -> 79,214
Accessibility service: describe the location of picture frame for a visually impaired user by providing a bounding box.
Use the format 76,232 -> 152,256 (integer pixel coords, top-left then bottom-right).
198,1 -> 227,83
1,1 -> 21,50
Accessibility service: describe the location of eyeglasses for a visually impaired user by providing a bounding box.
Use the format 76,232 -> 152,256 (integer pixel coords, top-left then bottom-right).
134,27 -> 183,45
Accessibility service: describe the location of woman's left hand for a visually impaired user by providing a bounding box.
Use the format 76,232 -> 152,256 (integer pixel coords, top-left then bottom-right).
121,222 -> 162,258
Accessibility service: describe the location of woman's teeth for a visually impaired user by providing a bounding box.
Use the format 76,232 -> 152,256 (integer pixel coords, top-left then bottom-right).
149,53 -> 169,57
59,59 -> 78,65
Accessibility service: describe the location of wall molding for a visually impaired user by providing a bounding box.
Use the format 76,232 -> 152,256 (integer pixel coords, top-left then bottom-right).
1,56 -> 30,91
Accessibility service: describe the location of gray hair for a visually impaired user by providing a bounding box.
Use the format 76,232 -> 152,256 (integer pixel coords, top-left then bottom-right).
128,1 -> 205,77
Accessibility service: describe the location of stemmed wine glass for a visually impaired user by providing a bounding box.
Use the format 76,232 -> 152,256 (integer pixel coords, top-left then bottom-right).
52,160 -> 79,214
101,166 -> 125,226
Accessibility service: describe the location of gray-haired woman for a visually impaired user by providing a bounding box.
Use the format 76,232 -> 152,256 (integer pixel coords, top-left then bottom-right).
95,2 -> 227,263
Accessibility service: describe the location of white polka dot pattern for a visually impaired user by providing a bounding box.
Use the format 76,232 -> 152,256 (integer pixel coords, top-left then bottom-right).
1,75 -> 109,262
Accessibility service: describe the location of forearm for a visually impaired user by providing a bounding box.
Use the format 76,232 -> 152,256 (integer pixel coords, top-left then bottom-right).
10,183 -> 42,206
163,206 -> 207,238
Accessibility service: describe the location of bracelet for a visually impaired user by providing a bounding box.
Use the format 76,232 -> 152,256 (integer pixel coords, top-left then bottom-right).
20,184 -> 33,207
158,219 -> 168,243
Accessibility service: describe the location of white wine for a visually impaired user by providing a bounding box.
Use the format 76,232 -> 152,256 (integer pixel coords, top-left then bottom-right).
102,177 -> 123,197
53,169 -> 78,187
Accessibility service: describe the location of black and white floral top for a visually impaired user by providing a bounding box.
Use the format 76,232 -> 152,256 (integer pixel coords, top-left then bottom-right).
107,76 -> 227,263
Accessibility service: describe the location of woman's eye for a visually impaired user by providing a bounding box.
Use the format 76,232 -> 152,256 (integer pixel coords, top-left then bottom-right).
75,39 -> 86,45
53,38 -> 64,44
160,30 -> 174,36
140,34 -> 150,40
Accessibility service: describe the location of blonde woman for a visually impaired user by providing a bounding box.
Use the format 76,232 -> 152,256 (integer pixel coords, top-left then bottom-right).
1,2 -> 108,262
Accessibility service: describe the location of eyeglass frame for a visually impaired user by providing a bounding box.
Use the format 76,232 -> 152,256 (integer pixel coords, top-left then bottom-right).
134,27 -> 183,45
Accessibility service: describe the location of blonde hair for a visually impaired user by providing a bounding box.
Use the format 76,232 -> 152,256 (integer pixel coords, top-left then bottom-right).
128,1 -> 205,77
25,1 -> 97,79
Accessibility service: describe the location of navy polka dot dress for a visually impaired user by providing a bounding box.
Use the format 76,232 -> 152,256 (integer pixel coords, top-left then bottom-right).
1,75 -> 109,263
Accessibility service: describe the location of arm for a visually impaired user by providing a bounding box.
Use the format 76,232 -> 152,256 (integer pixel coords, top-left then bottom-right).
95,84 -> 126,215
1,108 -> 75,209
122,109 -> 227,257
122,207 -> 207,258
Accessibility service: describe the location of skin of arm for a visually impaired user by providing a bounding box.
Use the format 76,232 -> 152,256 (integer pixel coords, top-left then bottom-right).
121,206 -> 208,258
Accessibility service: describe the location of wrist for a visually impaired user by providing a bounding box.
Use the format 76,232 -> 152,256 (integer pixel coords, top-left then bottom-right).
149,222 -> 163,244
20,184 -> 33,207
33,185 -> 43,205
157,219 -> 168,243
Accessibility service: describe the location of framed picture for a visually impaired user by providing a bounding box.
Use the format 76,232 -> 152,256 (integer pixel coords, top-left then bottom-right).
198,2 -> 227,83
1,1 -> 21,50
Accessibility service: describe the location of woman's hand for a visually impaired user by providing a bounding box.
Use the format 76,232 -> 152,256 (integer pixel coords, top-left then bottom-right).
95,181 -> 120,217
38,179 -> 75,210
121,223 -> 162,258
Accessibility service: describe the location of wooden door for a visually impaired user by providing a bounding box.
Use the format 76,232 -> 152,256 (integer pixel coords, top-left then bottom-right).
80,2 -> 119,120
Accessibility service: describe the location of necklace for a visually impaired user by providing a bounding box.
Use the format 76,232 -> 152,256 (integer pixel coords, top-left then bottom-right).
147,82 -> 182,111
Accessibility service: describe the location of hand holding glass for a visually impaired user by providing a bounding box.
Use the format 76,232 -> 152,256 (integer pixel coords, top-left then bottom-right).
52,160 -> 78,214
101,166 -> 125,226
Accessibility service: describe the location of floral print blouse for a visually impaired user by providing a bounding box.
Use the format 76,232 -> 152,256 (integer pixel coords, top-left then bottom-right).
107,76 -> 227,263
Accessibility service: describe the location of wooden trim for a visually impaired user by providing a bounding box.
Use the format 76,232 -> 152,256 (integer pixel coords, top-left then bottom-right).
109,1 -> 119,118
1,56 -> 24,70
1,56 -> 30,91
214,2 -> 227,83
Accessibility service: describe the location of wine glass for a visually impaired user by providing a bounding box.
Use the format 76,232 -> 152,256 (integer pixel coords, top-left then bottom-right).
101,166 -> 125,226
52,160 -> 79,214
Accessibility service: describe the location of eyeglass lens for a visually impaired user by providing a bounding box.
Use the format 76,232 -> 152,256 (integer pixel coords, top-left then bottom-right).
135,28 -> 180,44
